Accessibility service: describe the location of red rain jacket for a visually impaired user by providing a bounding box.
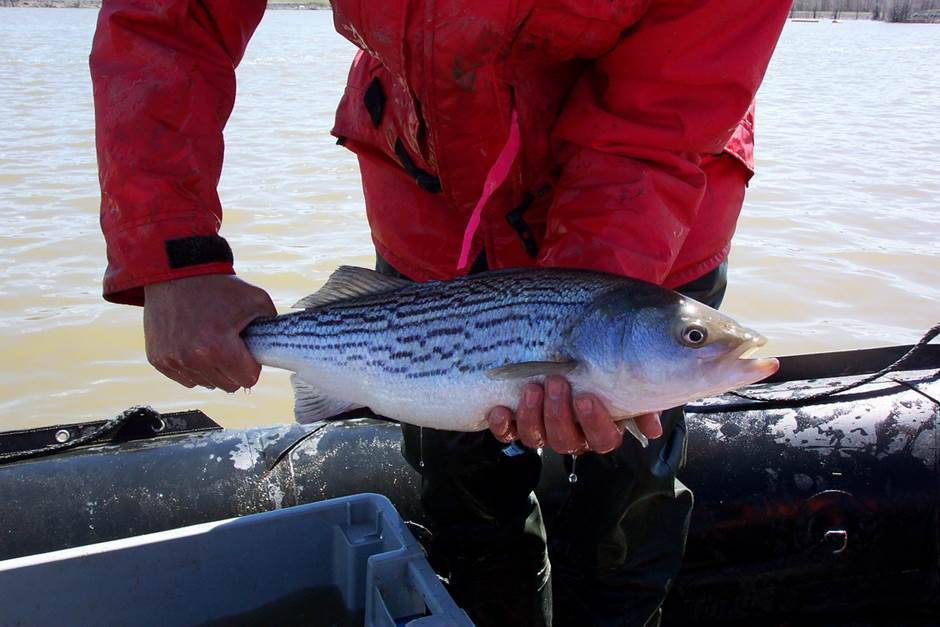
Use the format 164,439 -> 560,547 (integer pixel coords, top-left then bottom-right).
91,0 -> 789,305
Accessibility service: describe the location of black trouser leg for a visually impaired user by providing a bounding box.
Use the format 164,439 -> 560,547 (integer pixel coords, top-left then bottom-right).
548,407 -> 692,627
550,263 -> 728,627
401,426 -> 552,626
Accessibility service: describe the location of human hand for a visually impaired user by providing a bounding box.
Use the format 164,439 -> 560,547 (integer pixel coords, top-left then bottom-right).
486,375 -> 663,454
143,274 -> 276,392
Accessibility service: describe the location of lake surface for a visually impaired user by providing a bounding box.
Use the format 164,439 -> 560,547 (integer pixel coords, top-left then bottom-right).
0,10 -> 937,430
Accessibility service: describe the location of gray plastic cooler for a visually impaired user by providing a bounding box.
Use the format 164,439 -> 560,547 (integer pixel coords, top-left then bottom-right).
0,493 -> 471,626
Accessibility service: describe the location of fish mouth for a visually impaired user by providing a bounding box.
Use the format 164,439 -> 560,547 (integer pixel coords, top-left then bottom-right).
727,332 -> 779,384
731,328 -> 767,355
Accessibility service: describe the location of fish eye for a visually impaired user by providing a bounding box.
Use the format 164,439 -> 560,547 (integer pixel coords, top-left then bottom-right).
680,325 -> 708,347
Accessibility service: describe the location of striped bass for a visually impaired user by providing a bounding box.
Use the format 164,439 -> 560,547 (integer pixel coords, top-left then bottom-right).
242,266 -> 778,433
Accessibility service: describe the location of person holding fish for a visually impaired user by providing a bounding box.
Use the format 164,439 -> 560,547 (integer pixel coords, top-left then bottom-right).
91,1 -> 790,625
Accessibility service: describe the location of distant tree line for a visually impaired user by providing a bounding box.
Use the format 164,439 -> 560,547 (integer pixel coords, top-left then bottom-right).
790,0 -> 940,21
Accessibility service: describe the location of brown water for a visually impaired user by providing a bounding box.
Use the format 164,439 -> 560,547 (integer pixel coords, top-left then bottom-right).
0,10 -> 937,431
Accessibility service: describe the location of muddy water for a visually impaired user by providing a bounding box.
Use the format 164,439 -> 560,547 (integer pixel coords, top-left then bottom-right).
0,10 -> 937,430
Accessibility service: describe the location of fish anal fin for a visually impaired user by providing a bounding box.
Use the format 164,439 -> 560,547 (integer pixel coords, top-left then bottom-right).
293,266 -> 411,309
484,361 -> 577,381
291,374 -> 362,424
615,417 -> 650,449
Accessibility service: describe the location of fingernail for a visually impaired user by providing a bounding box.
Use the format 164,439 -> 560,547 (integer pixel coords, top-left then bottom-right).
525,388 -> 539,408
487,411 -> 507,432
547,379 -> 563,400
575,397 -> 592,414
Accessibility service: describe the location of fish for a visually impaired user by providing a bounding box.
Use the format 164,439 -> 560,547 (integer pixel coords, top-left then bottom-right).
242,266 -> 778,441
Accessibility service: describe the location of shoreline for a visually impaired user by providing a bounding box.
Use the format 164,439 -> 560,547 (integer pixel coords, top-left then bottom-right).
788,8 -> 940,23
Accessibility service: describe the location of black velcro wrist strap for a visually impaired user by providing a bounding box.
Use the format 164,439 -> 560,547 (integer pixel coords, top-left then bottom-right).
165,235 -> 234,269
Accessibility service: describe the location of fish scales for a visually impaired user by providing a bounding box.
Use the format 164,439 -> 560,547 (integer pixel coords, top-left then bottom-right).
250,271 -> 615,380
243,267 -> 778,431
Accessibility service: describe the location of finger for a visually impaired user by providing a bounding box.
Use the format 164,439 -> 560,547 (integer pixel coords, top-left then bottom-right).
224,339 -> 264,389
170,339 -> 251,392
178,355 -> 235,392
186,338 -> 259,392
206,366 -> 242,393
165,348 -> 225,390
515,383 -> 546,449
573,395 -> 623,454
252,288 -> 278,319
176,365 -> 219,390
487,406 -> 516,443
152,363 -> 197,388
190,347 -> 243,393
257,292 -> 278,318
165,369 -> 198,388
542,376 -> 586,454
188,356 -> 244,392
634,412 -> 663,439
148,351 -> 198,388
235,292 -> 278,331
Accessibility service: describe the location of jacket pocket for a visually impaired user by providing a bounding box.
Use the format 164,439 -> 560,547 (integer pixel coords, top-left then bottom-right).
332,52 -> 439,191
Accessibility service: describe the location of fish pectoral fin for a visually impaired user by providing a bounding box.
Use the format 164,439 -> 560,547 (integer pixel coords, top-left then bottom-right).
293,266 -> 411,309
484,361 -> 577,381
291,374 -> 362,424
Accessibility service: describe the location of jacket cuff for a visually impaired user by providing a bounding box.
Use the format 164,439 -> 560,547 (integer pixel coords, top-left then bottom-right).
102,218 -> 235,306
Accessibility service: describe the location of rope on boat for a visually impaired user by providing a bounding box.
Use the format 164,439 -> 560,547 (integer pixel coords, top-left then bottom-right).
728,322 -> 940,406
0,406 -> 155,463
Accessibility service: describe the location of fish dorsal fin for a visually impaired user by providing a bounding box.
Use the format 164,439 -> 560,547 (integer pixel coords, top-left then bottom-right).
485,361 -> 577,381
293,266 -> 411,309
291,374 -> 363,423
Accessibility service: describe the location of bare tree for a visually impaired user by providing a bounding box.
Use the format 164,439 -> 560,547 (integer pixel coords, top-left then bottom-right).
890,0 -> 913,20
788,0 -> 940,20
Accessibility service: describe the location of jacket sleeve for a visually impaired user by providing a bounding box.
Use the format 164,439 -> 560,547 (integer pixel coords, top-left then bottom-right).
90,0 -> 266,305
538,0 -> 790,285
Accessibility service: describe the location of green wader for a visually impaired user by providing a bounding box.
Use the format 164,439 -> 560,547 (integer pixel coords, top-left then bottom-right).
378,256 -> 727,627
